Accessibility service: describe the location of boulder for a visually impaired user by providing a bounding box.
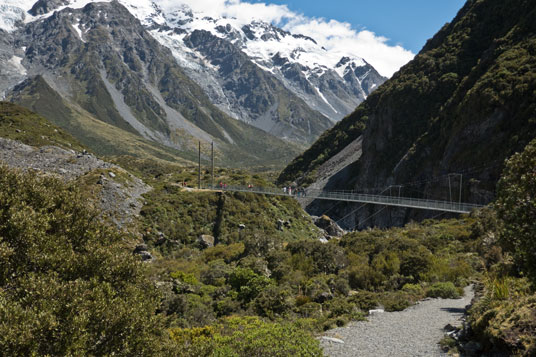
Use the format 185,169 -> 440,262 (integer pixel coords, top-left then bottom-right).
313,215 -> 344,237
133,244 -> 148,254
138,251 -> 153,261
198,234 -> 215,248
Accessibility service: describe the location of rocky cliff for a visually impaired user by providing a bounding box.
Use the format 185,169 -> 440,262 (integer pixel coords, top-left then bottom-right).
280,0 -> 536,229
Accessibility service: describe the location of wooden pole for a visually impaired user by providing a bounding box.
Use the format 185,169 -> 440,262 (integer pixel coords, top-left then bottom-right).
198,141 -> 201,189
211,142 -> 214,189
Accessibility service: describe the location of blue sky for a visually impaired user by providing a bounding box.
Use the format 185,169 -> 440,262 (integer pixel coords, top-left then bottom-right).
263,0 -> 467,53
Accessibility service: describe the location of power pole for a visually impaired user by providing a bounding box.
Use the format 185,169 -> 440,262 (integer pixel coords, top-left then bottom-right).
198,141 -> 201,189
449,173 -> 463,207
459,174 -> 463,208
448,175 -> 452,202
211,141 -> 214,189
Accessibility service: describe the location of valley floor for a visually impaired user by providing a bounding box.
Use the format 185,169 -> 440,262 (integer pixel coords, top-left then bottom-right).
320,285 -> 474,357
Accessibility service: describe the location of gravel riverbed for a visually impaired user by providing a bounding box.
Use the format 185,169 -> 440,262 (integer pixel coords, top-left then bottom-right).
320,285 -> 474,357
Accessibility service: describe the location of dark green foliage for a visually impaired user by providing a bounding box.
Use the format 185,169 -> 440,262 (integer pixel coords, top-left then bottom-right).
279,0 -> 536,198
140,172 -> 320,248
229,267 -> 274,304
0,166 -> 169,356
495,138 -> 536,282
426,282 -> 462,299
170,316 -> 323,357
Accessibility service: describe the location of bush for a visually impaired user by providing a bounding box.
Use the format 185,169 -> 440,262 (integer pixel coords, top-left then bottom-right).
228,267 -> 274,303
203,242 -> 245,263
402,283 -> 424,296
169,316 -> 323,357
380,292 -> 412,312
349,291 -> 379,311
0,166 -> 169,356
426,282 -> 462,299
496,138 -> 536,283
254,285 -> 294,318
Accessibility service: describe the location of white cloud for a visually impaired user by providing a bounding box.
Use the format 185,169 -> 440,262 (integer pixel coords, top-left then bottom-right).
166,0 -> 414,77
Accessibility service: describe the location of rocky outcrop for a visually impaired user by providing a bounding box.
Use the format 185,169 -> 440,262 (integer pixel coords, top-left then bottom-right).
198,234 -> 215,249
0,137 -> 151,230
313,215 -> 345,238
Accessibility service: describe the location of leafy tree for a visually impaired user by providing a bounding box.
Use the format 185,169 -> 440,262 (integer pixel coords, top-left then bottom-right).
0,166 -> 169,355
496,138 -> 536,282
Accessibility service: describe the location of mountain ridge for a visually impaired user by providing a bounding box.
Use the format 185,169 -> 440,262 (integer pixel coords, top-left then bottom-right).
0,0 -> 386,151
280,0 -> 536,229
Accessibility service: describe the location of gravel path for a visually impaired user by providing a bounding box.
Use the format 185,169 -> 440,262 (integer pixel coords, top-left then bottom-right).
320,286 -> 474,357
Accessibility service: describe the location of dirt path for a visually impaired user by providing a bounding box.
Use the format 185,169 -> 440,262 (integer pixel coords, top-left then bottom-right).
320,286 -> 474,357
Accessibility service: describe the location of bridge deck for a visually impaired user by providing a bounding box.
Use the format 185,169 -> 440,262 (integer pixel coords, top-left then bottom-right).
205,185 -> 484,214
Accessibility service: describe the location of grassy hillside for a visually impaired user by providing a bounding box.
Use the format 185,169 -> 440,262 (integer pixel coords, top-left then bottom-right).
0,101 -> 84,151
9,75 -> 301,169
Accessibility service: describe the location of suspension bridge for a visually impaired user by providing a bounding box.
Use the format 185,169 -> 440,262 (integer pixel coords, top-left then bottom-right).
205,185 -> 484,214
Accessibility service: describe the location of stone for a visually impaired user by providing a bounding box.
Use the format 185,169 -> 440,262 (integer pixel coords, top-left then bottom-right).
321,336 -> 344,344
198,234 -> 215,248
138,251 -> 153,261
444,323 -> 457,332
313,215 -> 344,237
462,341 -> 483,355
109,172 -> 116,178
314,291 -> 333,303
133,244 -> 148,253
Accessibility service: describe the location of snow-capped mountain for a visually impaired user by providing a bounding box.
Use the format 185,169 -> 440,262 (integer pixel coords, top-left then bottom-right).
123,1 -> 386,121
0,0 -> 385,153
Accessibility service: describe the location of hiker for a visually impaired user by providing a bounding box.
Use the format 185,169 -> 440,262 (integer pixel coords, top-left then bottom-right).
283,187 -> 287,194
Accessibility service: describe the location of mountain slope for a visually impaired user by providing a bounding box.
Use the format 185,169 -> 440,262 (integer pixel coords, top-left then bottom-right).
280,0 -> 536,228
0,0 -> 386,151
2,0 -> 302,167
144,8 -> 386,125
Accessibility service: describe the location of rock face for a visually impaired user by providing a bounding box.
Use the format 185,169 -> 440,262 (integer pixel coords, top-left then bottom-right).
0,137 -> 151,230
281,0 -> 536,229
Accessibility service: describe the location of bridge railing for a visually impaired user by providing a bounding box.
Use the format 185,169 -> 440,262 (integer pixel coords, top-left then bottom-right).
202,185 -> 484,213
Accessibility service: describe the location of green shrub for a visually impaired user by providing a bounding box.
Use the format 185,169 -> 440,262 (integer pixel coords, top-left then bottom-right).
402,283 -> 424,296
169,316 -> 323,357
228,267 -> 274,303
380,292 -> 412,312
170,271 -> 199,285
349,291 -> 379,311
203,242 -> 245,263
254,285 -> 294,318
426,282 -> 461,299
496,138 -> 536,283
0,166 -> 169,356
